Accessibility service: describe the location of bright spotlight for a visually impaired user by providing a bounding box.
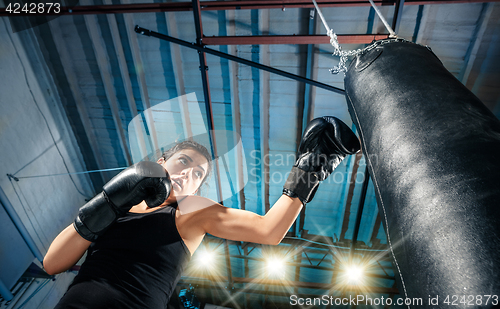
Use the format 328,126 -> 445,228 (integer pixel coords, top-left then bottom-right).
265,257 -> 285,278
196,249 -> 215,269
344,265 -> 364,285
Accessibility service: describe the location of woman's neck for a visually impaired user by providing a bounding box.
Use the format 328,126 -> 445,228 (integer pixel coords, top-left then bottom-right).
128,194 -> 183,213
128,201 -> 161,213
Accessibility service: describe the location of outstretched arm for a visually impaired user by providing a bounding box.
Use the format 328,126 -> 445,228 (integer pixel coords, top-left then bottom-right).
196,117 -> 359,246
199,195 -> 302,245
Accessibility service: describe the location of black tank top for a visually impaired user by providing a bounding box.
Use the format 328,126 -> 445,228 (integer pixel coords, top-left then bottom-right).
55,204 -> 191,309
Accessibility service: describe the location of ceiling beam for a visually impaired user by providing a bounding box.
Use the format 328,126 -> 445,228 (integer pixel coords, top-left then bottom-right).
4,0 -> 500,16
121,1 -> 161,158
369,212 -> 383,246
165,12 -> 194,140
192,0 -> 236,299
182,275 -> 400,293
414,4 -> 431,44
459,2 -> 494,84
226,10 -> 246,211
391,0 -> 405,35
179,280 -> 399,302
259,10 -> 271,214
135,27 -> 345,94
192,0 -> 224,204
47,19 -> 107,184
384,282 -> 400,309
224,254 -> 393,279
349,166 -> 370,261
10,21 -> 101,193
295,9 -> 317,237
294,246 -> 302,295
301,9 -> 316,149
339,152 -> 363,241
202,235 -> 393,266
103,0 -> 149,162
202,34 -> 389,45
83,7 -> 133,166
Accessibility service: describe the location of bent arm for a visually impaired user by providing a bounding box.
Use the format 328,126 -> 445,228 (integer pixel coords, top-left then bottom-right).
43,225 -> 91,275
200,195 -> 302,245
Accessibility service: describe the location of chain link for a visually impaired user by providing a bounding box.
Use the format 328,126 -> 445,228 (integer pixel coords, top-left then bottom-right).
330,47 -> 364,74
329,37 -> 411,74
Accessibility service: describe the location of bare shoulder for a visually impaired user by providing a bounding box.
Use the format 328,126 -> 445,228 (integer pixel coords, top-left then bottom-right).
176,195 -> 222,216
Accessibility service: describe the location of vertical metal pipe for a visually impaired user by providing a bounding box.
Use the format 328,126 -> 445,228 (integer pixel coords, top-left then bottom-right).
391,0 -> 405,35
349,166 -> 369,262
0,278 -> 14,302
301,9 -> 316,132
191,0 -> 224,204
192,1 -> 234,297
0,186 -> 43,262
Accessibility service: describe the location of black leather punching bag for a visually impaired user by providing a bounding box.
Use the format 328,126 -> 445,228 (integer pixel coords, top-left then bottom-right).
345,39 -> 500,308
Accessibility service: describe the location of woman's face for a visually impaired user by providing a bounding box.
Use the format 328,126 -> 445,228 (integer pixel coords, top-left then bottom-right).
158,148 -> 209,197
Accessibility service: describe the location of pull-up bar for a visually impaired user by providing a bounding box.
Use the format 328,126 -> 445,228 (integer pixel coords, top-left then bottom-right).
134,26 -> 345,95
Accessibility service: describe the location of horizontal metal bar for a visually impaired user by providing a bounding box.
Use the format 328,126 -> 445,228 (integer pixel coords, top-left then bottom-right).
181,275 -> 400,293
13,167 -> 126,179
135,26 -> 345,94
2,0 -> 497,16
178,279 -> 400,299
202,34 -> 389,45
198,0 -> 394,10
0,279 -> 14,302
197,0 -> 500,10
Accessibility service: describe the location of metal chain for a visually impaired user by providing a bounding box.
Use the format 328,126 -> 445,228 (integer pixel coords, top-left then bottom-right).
329,37 -> 412,74
358,37 -> 411,53
311,0 -> 402,74
330,45 -> 365,74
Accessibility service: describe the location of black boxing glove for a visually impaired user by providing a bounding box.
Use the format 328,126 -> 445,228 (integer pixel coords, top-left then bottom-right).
283,116 -> 360,204
74,161 -> 171,241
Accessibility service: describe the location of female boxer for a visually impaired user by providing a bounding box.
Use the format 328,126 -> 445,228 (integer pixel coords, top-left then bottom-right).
44,117 -> 360,309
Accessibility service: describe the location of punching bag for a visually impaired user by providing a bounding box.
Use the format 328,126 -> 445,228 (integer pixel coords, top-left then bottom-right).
345,39 -> 500,308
